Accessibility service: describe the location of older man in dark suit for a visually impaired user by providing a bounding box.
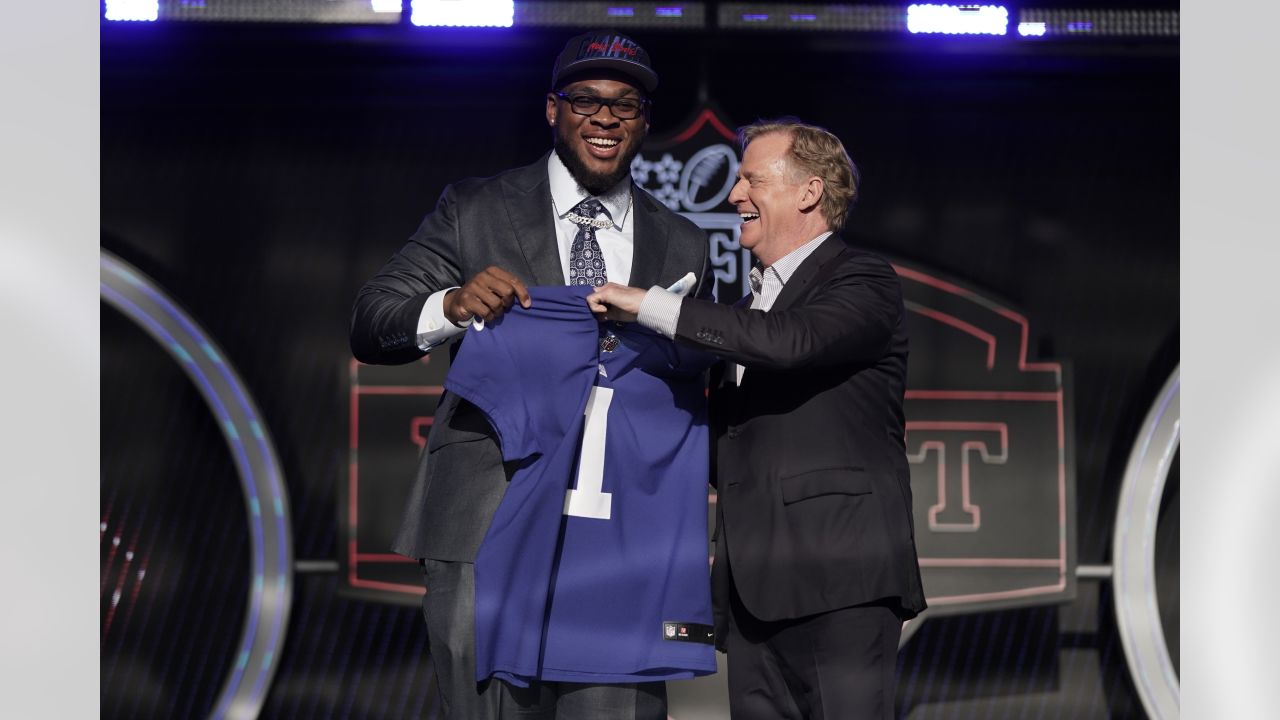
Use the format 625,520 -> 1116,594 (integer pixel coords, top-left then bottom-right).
589,118 -> 927,719
350,31 -> 714,720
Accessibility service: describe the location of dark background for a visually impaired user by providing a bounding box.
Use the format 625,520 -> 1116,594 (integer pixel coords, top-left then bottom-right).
101,16 -> 1177,718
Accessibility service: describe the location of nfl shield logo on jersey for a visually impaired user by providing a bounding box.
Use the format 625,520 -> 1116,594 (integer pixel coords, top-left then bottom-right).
664,622 -> 678,639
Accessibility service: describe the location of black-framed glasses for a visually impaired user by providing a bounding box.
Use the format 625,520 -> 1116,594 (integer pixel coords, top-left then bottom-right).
553,92 -> 650,120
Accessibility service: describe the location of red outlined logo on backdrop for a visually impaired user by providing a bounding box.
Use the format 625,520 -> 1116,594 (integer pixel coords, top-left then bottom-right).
897,263 -> 1074,613
342,357 -> 446,602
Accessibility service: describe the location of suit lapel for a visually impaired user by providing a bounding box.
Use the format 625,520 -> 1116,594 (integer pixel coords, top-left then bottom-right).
500,154 -> 566,287
628,186 -> 669,289
770,234 -> 848,312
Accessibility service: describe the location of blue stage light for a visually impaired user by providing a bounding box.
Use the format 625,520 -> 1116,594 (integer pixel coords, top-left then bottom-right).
412,0 -> 514,27
607,7 -> 636,17
1017,21 -> 1046,37
1017,9 -> 1177,38
655,6 -> 683,17
104,0 -> 158,21
907,4 -> 1008,36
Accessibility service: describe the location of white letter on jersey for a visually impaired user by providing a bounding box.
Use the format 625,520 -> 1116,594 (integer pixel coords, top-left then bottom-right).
564,386 -> 614,519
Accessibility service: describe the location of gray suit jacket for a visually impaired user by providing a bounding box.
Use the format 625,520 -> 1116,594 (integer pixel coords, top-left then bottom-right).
350,153 -> 715,562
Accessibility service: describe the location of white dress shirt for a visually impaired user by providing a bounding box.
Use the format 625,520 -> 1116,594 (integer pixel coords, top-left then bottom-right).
637,231 -> 833,384
414,153 -> 635,351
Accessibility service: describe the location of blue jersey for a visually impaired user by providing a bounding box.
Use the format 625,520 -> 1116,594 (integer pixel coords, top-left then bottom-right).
442,285 -> 717,686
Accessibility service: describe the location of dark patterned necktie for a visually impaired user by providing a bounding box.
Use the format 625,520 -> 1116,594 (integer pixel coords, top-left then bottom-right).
567,198 -> 610,287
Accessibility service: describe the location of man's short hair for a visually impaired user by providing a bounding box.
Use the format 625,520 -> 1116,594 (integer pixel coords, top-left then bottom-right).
738,118 -> 860,231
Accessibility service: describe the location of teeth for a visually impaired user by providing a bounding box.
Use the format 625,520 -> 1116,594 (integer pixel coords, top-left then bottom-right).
586,138 -> 620,147
740,213 -> 760,221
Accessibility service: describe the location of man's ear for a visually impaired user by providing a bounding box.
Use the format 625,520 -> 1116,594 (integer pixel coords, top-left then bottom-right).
799,177 -> 824,213
546,93 -> 558,127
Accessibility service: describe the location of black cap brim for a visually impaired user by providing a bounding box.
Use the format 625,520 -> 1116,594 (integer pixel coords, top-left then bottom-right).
554,58 -> 659,93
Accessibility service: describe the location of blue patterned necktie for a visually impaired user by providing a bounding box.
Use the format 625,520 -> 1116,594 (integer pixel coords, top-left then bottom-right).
567,198 -> 610,287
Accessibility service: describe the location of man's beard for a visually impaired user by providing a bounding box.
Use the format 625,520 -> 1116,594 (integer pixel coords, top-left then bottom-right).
554,126 -> 647,196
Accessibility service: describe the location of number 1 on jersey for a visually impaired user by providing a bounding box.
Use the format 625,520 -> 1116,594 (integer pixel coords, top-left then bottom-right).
564,386 -> 613,519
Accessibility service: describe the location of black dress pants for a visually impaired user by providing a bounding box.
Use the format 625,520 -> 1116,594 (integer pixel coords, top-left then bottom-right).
725,578 -> 902,720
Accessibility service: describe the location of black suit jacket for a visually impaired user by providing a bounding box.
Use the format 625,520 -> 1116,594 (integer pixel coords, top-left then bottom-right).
674,235 -> 926,645
350,153 -> 715,562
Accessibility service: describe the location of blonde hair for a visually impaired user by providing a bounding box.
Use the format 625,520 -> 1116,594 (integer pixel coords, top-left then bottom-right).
738,118 -> 860,230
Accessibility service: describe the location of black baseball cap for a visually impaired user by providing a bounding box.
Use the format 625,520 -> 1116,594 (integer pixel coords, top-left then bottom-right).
551,31 -> 659,94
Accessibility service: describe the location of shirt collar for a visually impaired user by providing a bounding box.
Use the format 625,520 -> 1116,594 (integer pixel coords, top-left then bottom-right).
547,152 -> 632,230
754,231 -> 833,289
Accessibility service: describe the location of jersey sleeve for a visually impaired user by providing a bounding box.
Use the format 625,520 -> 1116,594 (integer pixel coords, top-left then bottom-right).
443,286 -> 601,463
443,321 -> 541,462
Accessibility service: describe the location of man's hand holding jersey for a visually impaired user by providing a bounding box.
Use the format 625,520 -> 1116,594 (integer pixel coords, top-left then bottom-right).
588,272 -> 696,324
444,265 -> 532,326
586,282 -> 647,323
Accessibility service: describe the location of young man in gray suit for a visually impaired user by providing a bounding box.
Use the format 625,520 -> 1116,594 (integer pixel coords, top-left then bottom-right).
350,31 -> 715,720
589,119 -> 927,719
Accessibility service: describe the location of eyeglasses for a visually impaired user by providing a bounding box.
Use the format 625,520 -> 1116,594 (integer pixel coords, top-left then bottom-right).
553,92 -> 649,120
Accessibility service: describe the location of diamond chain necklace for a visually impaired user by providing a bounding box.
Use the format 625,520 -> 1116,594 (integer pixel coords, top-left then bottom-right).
558,193 -> 632,230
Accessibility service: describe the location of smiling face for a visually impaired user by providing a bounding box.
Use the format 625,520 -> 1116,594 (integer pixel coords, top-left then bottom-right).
546,77 -> 649,195
728,131 -> 827,267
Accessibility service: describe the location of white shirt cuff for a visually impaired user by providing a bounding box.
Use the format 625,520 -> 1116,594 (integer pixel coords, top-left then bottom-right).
637,287 -> 682,340
416,287 -> 467,351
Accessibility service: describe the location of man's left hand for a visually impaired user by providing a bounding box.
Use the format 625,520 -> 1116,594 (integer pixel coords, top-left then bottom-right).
586,283 -> 647,322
